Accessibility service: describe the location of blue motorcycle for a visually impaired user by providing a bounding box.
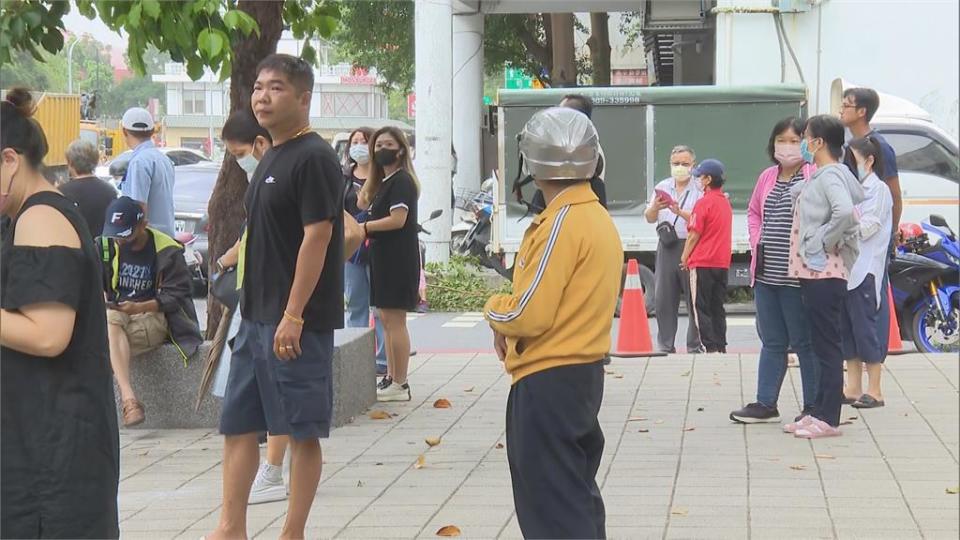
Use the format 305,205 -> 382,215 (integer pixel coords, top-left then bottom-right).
891,214 -> 960,353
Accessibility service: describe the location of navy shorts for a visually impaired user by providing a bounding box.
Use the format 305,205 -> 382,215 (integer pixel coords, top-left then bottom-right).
220,320 -> 334,440
841,274 -> 884,363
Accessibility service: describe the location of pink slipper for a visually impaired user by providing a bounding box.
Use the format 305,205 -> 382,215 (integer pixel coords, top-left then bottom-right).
794,418 -> 841,439
783,414 -> 813,433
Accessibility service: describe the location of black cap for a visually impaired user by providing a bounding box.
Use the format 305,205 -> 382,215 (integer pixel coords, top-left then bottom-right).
102,196 -> 144,238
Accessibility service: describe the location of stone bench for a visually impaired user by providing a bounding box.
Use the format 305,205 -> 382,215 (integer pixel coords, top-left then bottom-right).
116,327 -> 376,430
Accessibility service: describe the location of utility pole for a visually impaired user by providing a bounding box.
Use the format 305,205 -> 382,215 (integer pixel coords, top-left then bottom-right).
67,36 -> 81,94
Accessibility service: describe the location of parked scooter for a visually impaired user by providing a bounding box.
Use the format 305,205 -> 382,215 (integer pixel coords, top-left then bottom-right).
418,208 -> 443,266
890,214 -> 960,353
175,231 -> 206,297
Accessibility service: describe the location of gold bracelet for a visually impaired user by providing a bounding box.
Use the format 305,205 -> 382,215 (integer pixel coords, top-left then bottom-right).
283,311 -> 305,326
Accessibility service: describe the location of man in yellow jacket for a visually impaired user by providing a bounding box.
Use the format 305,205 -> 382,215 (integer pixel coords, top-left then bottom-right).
485,107 -> 623,539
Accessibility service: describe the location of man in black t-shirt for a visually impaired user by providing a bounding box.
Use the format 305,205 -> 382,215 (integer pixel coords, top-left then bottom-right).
60,140 -> 117,238
209,54 -> 343,540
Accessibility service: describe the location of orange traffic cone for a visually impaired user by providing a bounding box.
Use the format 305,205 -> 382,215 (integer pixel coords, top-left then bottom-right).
612,259 -> 666,358
886,284 -> 909,355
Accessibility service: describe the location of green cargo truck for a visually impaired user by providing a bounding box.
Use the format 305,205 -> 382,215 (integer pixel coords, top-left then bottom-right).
490,84 -> 808,299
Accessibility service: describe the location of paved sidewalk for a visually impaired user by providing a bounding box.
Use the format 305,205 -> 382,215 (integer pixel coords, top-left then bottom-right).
119,352 -> 959,539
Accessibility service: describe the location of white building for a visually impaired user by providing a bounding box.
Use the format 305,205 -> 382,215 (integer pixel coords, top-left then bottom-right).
153,32 -> 411,155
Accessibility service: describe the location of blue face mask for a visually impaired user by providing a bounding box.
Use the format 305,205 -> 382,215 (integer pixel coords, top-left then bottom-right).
800,138 -> 817,164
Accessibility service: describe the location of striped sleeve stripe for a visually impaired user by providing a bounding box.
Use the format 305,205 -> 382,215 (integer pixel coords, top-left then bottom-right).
390,203 -> 409,211
487,205 -> 571,323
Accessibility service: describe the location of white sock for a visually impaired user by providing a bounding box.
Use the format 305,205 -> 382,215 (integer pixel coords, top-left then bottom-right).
262,461 -> 282,482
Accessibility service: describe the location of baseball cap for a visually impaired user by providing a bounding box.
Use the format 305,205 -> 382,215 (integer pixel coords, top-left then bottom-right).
102,196 -> 145,238
691,158 -> 725,179
121,107 -> 155,131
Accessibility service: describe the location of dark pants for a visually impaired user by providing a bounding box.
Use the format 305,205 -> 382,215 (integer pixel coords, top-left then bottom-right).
754,282 -> 820,409
506,361 -> 606,540
800,278 -> 847,427
691,268 -> 728,352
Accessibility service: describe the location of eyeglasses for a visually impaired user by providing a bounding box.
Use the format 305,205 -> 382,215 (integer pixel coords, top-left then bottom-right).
840,104 -> 859,110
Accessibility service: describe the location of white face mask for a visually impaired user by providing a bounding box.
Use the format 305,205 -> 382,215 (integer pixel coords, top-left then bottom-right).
236,153 -> 259,181
349,144 -> 370,165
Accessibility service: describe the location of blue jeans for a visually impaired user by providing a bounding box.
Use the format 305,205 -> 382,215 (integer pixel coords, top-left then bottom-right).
755,282 -> 820,410
344,261 -> 386,367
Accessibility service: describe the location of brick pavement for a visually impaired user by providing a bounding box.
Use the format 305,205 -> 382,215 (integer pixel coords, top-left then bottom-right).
118,352 -> 959,539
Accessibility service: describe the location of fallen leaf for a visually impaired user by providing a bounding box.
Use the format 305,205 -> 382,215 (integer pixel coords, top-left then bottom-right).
433,398 -> 452,409
614,374 -> 624,379
714,381 -> 722,386
627,416 -> 648,422
414,455 -> 426,469
495,443 -> 505,449
790,464 -> 807,471
848,416 -> 859,421
680,370 -> 691,377
946,486 -> 959,495
655,419 -> 664,425
670,507 -> 688,516
604,369 -> 615,375
426,436 -> 442,447
840,420 -> 853,425
683,427 -> 696,432
436,525 -> 461,537
375,462 -> 383,466
464,386 -> 475,392
815,454 -> 835,460
638,428 -> 649,433
357,480 -> 364,487
696,407 -> 704,412
369,410 -> 391,420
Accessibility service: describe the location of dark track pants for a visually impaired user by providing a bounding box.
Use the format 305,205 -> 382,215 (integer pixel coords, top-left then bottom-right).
690,267 -> 728,352
506,361 -> 606,539
800,278 -> 847,427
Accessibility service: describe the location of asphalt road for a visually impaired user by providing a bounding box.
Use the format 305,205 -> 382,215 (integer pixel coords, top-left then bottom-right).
195,299 -> 763,354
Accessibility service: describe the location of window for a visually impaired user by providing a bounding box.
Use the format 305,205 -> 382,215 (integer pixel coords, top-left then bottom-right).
881,131 -> 959,183
180,138 -> 207,152
182,90 -> 206,115
166,151 -> 207,166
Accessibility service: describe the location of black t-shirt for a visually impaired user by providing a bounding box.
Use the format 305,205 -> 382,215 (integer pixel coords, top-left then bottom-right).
242,132 -> 344,331
343,168 -> 366,218
368,169 -> 419,270
116,234 -> 157,302
59,176 -> 118,238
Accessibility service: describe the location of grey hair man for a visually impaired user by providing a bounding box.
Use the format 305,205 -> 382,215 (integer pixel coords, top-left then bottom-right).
644,144 -> 705,353
60,139 -> 117,238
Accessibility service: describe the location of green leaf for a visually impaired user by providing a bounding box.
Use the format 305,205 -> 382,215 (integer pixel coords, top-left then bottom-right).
40,29 -> 64,54
22,10 -> 43,29
235,10 -> 259,36
142,0 -> 161,19
223,10 -> 241,30
128,2 -> 142,28
197,28 -> 224,59
186,58 -> 204,80
301,42 -> 317,67
219,54 -> 232,82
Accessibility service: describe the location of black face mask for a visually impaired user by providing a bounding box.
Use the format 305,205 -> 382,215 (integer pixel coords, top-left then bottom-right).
374,148 -> 401,167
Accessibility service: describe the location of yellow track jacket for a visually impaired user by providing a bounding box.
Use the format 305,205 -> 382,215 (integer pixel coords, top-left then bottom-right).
484,182 -> 623,384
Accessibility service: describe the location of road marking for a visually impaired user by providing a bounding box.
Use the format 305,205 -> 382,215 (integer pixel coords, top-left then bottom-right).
726,317 -> 756,327
441,312 -> 488,328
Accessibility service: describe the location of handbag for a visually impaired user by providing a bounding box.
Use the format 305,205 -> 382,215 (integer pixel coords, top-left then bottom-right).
656,190 -> 691,248
210,266 -> 239,312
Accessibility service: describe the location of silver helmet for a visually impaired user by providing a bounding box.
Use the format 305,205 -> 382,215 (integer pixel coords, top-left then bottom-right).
519,107 -> 599,181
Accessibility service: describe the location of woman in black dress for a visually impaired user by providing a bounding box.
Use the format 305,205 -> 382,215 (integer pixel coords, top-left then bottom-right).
358,127 -> 420,402
0,88 -> 120,538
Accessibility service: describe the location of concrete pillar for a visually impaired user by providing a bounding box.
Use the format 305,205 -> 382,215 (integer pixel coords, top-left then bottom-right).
452,11 -> 484,195
414,0 -> 453,263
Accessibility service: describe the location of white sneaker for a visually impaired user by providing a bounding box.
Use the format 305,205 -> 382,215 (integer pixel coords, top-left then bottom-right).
377,381 -> 411,402
248,461 -> 287,505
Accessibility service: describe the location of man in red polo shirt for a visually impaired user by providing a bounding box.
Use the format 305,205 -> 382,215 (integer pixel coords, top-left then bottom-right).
680,159 -> 733,353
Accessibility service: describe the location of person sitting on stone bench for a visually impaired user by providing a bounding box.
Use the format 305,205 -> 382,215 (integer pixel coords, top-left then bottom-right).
98,196 -> 203,427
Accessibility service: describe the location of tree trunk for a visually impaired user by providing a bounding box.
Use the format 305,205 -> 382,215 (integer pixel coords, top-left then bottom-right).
587,13 -> 611,86
549,13 -> 576,87
204,0 -> 283,337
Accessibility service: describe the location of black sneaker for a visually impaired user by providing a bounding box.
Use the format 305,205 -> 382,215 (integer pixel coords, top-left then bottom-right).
377,376 -> 393,391
730,403 -> 781,424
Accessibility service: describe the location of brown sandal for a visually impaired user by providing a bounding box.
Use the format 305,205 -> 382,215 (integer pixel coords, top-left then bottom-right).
122,399 -> 145,427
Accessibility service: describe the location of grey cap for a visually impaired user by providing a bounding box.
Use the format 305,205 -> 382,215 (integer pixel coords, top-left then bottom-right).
122,107 -> 155,131
519,107 -> 599,181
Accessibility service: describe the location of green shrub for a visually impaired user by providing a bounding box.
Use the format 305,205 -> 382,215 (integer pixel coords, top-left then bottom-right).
425,255 -> 512,312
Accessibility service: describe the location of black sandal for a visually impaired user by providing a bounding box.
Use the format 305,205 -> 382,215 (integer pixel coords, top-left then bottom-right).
852,394 -> 885,408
